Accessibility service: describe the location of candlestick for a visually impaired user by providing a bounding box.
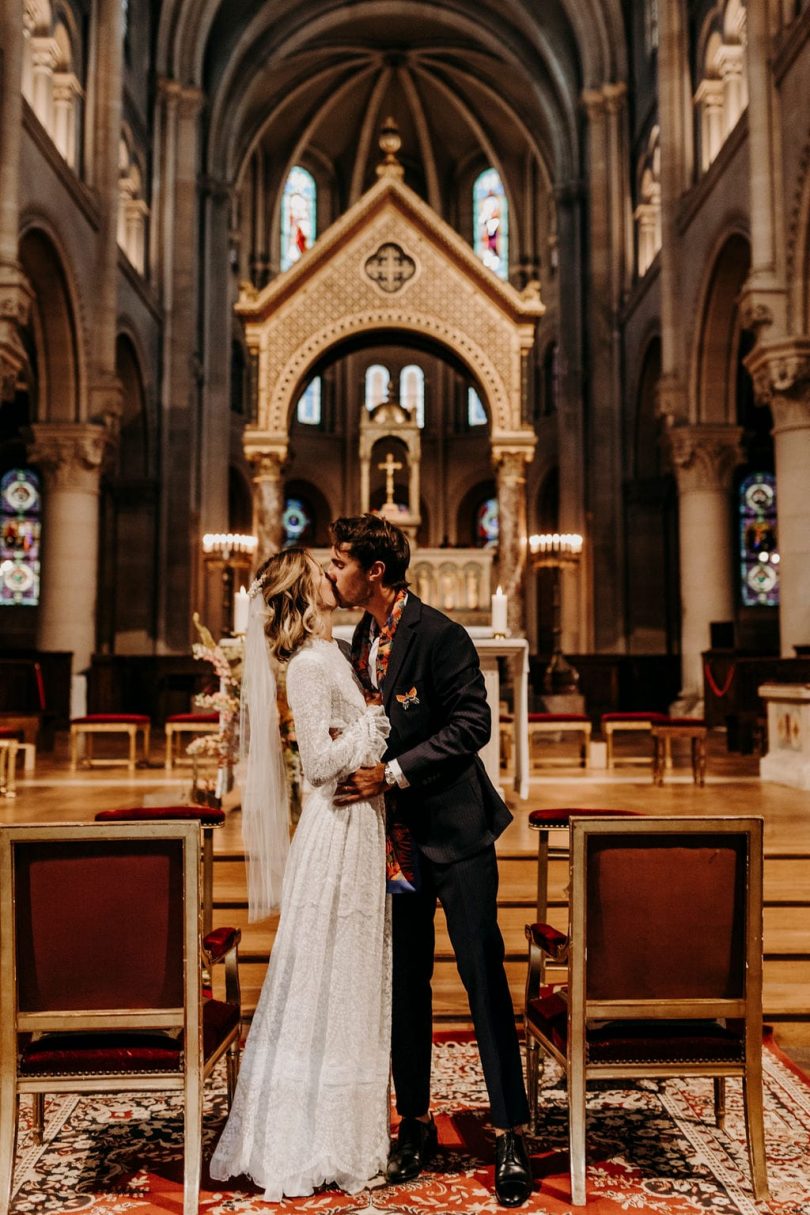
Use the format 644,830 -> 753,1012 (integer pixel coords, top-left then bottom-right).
491,585 -> 508,636
233,585 -> 250,635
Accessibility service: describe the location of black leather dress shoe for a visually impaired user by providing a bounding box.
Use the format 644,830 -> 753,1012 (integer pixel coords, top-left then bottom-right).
494,1130 -> 534,1207
386,1117 -> 438,1183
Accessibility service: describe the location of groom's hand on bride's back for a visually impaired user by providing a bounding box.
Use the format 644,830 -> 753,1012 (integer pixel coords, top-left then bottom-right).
334,764 -> 387,804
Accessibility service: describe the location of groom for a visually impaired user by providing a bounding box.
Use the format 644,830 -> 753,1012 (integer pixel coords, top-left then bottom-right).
328,514 -> 533,1208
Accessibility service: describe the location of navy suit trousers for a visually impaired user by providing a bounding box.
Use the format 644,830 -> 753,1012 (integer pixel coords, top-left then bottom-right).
390,843 -> 530,1129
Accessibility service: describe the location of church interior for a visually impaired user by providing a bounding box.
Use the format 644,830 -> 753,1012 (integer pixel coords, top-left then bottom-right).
2,0 -> 810,1208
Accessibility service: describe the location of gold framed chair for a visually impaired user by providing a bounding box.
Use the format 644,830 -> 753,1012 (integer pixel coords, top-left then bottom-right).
524,815 -> 769,1206
0,821 -> 241,1215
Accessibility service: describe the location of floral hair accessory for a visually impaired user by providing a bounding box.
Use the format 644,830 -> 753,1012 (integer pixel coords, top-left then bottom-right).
248,576 -> 266,600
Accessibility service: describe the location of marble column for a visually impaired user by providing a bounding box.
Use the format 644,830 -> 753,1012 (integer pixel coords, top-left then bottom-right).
250,449 -> 286,562
581,83 -> 631,651
154,80 -> 204,650
29,423 -> 110,673
669,425 -> 744,699
745,340 -> 810,655
0,0 -> 34,400
493,445 -> 532,636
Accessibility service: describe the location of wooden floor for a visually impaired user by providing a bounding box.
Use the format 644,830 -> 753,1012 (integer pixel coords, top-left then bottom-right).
4,730 -> 809,1061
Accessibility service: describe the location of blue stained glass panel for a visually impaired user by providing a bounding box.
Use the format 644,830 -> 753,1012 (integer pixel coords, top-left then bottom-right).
283,497 -> 312,547
1,468 -> 41,606
739,472 -> 779,607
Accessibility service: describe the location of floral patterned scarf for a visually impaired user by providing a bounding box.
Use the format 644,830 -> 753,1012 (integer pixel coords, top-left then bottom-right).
352,588 -> 408,693
352,589 -> 419,893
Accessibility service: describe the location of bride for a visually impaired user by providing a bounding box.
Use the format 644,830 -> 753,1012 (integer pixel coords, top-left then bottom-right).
209,547 -> 392,1201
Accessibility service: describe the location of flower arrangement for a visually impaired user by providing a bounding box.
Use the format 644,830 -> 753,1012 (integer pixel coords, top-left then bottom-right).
187,612 -> 242,770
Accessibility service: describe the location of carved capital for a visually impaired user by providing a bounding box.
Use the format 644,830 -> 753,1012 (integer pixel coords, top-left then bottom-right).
744,337 -> 810,407
246,445 -> 287,481
668,425 -> 744,493
492,438 -> 535,484
29,423 -> 111,493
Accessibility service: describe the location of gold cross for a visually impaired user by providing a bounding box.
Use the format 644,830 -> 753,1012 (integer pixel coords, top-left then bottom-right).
378,451 -> 403,505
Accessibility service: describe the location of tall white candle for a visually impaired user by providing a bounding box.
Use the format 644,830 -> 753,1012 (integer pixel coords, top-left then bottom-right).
233,585 -> 250,634
491,585 -> 508,635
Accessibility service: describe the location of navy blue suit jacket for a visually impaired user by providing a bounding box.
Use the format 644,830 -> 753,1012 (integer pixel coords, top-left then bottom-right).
354,594 -> 512,863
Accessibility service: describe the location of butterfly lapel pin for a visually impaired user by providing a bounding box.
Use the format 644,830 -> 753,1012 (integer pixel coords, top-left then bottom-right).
395,686 -> 420,710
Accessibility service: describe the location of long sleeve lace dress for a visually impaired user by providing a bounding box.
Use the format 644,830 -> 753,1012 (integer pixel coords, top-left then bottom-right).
209,637 -> 392,1201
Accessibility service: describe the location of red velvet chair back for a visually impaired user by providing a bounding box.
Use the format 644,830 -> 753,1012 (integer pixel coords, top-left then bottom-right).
14,839 -> 186,1013
584,833 -> 747,1002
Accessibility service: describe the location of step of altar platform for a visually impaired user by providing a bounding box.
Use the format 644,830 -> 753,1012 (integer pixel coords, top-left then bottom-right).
212,849 -> 810,1036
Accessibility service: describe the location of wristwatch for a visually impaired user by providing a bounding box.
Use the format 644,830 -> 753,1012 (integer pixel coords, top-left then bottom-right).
383,762 -> 398,788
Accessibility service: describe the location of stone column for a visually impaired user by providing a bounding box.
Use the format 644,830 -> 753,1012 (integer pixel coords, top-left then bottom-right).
745,340 -> 810,655
0,0 -> 35,400
581,83 -> 631,651
154,80 -> 204,649
29,423 -> 110,673
670,425 -> 744,699
249,449 -> 286,562
493,444 -> 532,636
656,0 -> 693,430
554,182 -> 588,652
739,0 -> 786,335
199,176 -> 235,537
87,0 -> 124,429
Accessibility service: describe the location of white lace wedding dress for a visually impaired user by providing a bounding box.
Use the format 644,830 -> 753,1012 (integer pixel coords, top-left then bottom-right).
209,637 -> 392,1201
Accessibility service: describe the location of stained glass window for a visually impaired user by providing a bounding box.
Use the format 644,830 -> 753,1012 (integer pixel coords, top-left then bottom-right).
282,497 -> 312,547
739,472 -> 779,606
400,364 -> 425,428
365,364 -> 390,411
280,166 -> 317,272
1,468 -> 41,606
473,168 -> 509,280
476,497 -> 499,548
296,377 -> 322,425
468,387 -> 488,427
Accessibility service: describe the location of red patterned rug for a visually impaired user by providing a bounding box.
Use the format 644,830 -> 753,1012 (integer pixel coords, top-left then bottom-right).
9,1033 -> 810,1214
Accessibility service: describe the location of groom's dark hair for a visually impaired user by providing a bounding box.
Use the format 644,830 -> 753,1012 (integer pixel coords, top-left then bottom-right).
330,514 -> 411,588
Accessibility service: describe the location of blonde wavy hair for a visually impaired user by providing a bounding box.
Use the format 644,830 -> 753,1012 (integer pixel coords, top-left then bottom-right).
255,547 -> 323,662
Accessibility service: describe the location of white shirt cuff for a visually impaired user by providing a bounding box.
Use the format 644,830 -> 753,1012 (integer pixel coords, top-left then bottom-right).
387,758 -> 410,788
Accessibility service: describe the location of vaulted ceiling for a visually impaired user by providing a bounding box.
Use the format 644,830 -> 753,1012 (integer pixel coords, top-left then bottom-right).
153,0 -> 629,190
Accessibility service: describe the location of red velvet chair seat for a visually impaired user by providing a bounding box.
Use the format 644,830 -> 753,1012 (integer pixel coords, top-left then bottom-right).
71,714 -> 151,725
19,1000 -> 239,1076
95,805 -> 226,828
528,712 -> 590,723
600,711 -> 668,723
527,988 -> 745,1065
166,713 -> 219,724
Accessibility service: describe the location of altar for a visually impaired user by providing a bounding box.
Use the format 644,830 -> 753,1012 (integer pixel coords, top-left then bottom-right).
758,683 -> 810,790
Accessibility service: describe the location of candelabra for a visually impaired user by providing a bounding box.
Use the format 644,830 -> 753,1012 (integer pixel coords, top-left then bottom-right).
201,533 -> 258,637
528,532 -> 583,695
